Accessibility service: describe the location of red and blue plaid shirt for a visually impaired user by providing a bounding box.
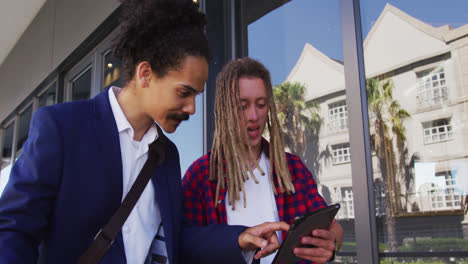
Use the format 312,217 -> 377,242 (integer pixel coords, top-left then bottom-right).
182,139 -> 328,250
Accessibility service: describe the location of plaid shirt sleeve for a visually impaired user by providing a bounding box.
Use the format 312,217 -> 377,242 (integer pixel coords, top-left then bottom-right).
282,153 -> 328,264
279,153 -> 328,224
181,155 -> 210,226
292,153 -> 328,211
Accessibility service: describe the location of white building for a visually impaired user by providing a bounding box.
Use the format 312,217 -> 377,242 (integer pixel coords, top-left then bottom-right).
286,4 -> 468,234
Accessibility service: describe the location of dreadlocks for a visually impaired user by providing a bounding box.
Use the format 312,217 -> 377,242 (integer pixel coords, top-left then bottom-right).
210,57 -> 295,209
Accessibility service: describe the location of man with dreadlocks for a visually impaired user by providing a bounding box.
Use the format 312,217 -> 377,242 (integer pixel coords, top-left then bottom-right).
182,57 -> 343,264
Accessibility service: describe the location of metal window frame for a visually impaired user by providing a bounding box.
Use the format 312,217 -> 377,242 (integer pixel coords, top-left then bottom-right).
204,0 -> 236,150
340,0 -> 379,263
14,101 -> 34,158
1,118 -> 16,167
99,48 -> 123,92
36,79 -> 59,109
65,61 -> 95,102
95,27 -> 122,93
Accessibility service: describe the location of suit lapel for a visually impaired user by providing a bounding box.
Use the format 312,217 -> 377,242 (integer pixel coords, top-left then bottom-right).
91,89 -> 126,254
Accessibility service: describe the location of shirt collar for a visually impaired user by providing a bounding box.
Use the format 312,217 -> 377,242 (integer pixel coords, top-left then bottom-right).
261,137 -> 271,158
108,86 -> 159,143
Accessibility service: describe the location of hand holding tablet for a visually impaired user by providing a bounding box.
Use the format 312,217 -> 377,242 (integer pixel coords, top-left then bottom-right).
272,204 -> 341,264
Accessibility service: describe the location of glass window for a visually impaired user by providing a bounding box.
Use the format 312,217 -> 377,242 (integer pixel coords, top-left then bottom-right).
332,143 -> 351,165
38,81 -> 57,107
102,50 -> 123,90
417,67 -> 448,109
423,118 -> 453,144
0,162 -> 11,197
336,187 -> 355,219
427,171 -> 461,210
360,0 -> 468,260
243,0 -> 354,261
329,101 -> 348,132
374,182 -> 386,217
16,104 -> 33,154
1,121 -> 15,166
71,67 -> 92,101
166,94 -> 205,175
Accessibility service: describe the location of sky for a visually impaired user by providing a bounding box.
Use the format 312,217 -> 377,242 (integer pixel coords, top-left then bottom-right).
248,0 -> 468,86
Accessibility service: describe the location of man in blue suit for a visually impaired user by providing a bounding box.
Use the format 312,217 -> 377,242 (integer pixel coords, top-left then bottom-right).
0,0 -> 288,263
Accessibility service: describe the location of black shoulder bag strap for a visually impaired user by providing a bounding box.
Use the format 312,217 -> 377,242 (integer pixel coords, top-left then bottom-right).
77,126 -> 167,264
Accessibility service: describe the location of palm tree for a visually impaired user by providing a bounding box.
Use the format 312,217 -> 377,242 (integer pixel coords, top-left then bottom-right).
366,77 -> 410,251
273,82 -> 324,180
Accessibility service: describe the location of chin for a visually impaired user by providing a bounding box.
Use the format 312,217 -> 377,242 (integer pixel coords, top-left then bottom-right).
250,138 -> 261,149
160,123 -> 177,134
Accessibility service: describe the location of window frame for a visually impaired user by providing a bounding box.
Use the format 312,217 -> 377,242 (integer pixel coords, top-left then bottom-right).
423,118 -> 453,144
328,100 -> 348,133
65,62 -> 95,102
100,49 -> 120,90
14,101 -> 34,158
416,67 -> 448,109
428,171 -> 462,211
332,142 -> 351,165
339,186 -> 355,219
96,28 -> 122,92
36,79 -> 59,109
1,118 -> 16,169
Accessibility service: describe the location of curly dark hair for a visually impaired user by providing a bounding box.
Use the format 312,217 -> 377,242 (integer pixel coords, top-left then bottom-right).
113,0 -> 211,83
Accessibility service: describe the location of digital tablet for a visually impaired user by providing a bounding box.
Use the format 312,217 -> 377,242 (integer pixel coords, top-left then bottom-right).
272,203 -> 340,264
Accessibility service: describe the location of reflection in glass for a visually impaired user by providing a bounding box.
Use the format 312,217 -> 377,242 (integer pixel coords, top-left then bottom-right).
360,0 -> 468,260
1,122 -> 14,162
417,67 -> 447,109
71,67 -> 92,101
329,101 -> 348,132
16,105 -> 32,153
422,119 -> 453,144
38,81 -> 56,107
102,50 -> 123,90
332,143 -> 350,165
0,163 -> 12,197
246,0 -> 353,261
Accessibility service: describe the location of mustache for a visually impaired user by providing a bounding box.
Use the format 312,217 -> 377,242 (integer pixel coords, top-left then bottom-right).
167,112 -> 190,122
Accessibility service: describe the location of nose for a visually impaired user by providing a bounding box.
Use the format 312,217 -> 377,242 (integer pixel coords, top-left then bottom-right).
245,105 -> 258,122
182,96 -> 196,115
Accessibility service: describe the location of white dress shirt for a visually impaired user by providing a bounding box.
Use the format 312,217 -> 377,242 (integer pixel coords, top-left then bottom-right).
226,152 -> 281,264
109,87 -> 162,264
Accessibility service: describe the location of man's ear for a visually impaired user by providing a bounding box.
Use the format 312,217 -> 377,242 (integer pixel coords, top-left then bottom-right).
136,61 -> 153,88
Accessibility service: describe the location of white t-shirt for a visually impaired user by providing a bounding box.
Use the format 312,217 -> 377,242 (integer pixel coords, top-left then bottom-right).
226,152 -> 281,264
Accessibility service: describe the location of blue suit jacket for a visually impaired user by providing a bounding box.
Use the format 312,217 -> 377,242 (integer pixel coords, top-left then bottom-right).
0,89 -> 246,264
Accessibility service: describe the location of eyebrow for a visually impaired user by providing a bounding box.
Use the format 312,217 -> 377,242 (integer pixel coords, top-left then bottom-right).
181,84 -> 203,94
240,97 -> 268,102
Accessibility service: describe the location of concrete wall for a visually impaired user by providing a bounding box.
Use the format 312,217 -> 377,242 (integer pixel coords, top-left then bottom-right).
0,0 -> 119,122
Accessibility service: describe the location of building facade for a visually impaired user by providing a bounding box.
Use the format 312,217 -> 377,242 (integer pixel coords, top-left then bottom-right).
285,4 -> 468,251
